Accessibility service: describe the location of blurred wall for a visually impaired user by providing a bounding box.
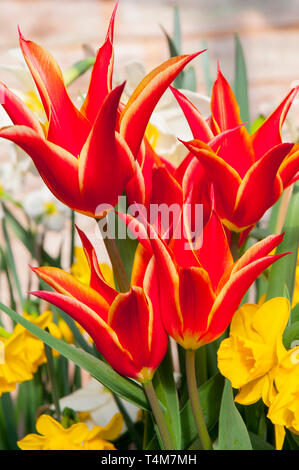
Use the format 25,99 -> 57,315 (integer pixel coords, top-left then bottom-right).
0,0 -> 299,119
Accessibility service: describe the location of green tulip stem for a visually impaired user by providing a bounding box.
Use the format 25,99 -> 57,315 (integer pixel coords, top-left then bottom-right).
143,380 -> 174,450
99,220 -> 130,293
185,349 -> 213,450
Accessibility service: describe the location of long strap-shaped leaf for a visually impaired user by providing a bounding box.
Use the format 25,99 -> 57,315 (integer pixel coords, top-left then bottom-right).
0,302 -> 149,411
267,188 -> 299,309
152,343 -> 181,449
218,379 -> 252,450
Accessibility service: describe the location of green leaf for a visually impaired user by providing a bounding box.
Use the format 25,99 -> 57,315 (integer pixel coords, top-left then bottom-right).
180,373 -> 224,449
1,214 -> 24,309
249,432 -> 275,450
161,25 -> 179,59
0,302 -> 149,411
292,302 -> 299,322
250,115 -> 265,134
173,7 -> 181,54
233,33 -> 250,130
283,321 -> 299,349
152,343 -> 181,449
0,246 -> 17,311
1,393 -> 18,450
63,57 -> 95,87
108,202 -> 138,282
267,191 -> 299,309
218,379 -> 252,450
182,66 -> 197,92
2,203 -> 59,267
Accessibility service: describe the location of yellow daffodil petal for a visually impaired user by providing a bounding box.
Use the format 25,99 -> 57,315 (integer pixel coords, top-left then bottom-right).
235,375 -> 266,405
94,412 -> 123,441
275,424 -> 286,450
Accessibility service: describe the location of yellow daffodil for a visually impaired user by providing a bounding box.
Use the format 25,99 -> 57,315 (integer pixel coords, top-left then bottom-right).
217,297 -> 290,406
21,310 -> 63,361
268,346 -> 299,436
57,318 -> 74,344
71,247 -> 91,285
0,309 -> 64,395
71,247 -> 115,290
0,329 -> 35,396
17,413 -> 123,450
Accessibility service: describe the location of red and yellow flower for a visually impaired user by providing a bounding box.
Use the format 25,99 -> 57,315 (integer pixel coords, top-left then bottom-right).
0,4 -> 203,218
125,210 -> 288,350
30,227 -> 168,383
171,67 -> 299,234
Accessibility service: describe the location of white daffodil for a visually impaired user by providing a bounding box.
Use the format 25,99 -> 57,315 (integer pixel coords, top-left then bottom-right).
0,145 -> 30,199
0,48 -> 46,123
0,48 -> 46,177
57,377 -> 140,432
117,60 -> 210,166
23,186 -> 70,231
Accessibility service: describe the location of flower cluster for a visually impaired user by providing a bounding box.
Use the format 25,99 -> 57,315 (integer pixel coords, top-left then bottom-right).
0,1 -> 298,452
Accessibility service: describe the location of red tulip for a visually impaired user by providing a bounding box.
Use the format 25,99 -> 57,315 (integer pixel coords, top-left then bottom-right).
171,68 -> 299,232
0,3 -> 203,218
123,210 -> 288,350
30,227 -> 168,382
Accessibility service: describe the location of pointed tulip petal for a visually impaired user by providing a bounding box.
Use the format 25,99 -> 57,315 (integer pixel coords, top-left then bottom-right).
0,83 -> 43,136
205,254 -> 287,343
233,143 -> 293,227
31,266 -> 110,321
131,243 -> 152,287
175,152 -> 195,185
196,212 -> 233,291
78,84 -> 135,215
76,226 -> 117,304
251,87 -> 299,160
108,287 -> 152,368
120,51 -> 205,157
0,125 -> 85,212
19,30 -> 90,155
231,233 -> 284,275
142,258 -> 169,373
178,267 -> 215,348
125,160 -> 146,207
211,65 -> 242,131
170,86 -> 213,141
211,67 -> 254,176
80,3 -> 117,123
183,139 -> 241,218
31,290 -> 138,378
150,165 -> 183,239
278,145 -> 299,188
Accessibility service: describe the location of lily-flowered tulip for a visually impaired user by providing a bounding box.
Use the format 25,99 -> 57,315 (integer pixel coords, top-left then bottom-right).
30,227 -> 168,383
0,3 -> 203,218
171,67 -> 299,233
126,210 -> 288,350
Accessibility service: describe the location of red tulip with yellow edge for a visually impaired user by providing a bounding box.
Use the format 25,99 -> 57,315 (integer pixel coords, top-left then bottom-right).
0,3 -> 204,218
171,65 -> 299,234
29,227 -> 168,383
123,209 -> 288,350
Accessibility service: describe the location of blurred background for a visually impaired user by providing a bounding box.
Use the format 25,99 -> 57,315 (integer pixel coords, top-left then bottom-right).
0,0 -> 299,115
